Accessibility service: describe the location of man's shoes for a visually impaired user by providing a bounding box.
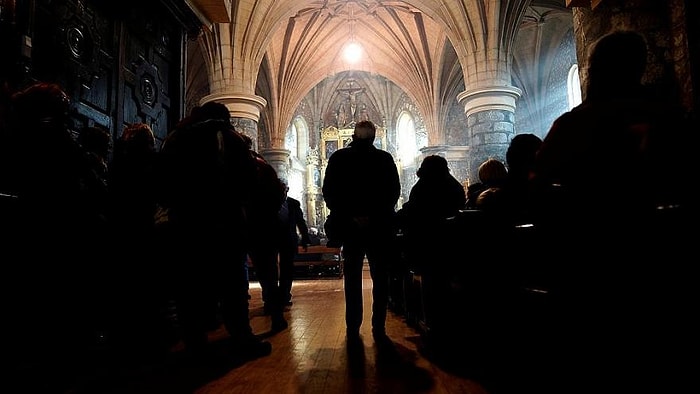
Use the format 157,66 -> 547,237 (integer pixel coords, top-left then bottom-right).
233,337 -> 272,360
345,330 -> 365,376
242,340 -> 272,360
372,328 -> 398,362
271,317 -> 288,333
182,344 -> 212,365
372,328 -> 394,350
347,328 -> 361,341
372,327 -> 386,338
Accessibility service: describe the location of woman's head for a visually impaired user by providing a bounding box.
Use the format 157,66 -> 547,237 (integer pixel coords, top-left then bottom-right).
477,158 -> 507,185
121,122 -> 155,152
11,82 -> 70,124
417,155 -> 449,178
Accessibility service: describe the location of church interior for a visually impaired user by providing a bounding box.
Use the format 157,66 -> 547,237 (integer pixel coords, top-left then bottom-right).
1,0 -> 696,231
1,0 -> 697,393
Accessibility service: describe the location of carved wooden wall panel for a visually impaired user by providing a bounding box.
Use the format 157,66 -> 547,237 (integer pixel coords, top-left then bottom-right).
31,0 -> 116,132
17,0 -> 199,147
119,4 -> 180,147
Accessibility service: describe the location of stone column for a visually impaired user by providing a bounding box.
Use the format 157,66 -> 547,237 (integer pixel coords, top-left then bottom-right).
457,86 -> 521,185
259,148 -> 291,182
305,150 -> 322,228
200,92 -> 267,150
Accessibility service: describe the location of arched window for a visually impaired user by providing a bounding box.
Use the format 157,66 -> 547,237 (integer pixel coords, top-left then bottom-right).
567,64 -> 582,109
397,111 -> 417,166
285,117 -> 310,203
285,124 -> 298,158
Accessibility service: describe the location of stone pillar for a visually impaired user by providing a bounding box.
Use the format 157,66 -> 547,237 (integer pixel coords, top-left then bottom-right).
457,85 -> 521,184
260,148 -> 291,182
200,92 -> 267,150
305,151 -> 322,228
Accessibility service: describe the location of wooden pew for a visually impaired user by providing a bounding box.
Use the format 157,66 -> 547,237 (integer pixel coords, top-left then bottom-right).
292,245 -> 343,278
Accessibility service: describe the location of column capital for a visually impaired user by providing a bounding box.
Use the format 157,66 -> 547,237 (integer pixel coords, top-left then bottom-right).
259,148 -> 291,163
419,145 -> 450,157
419,145 -> 470,160
259,148 -> 291,181
200,93 -> 267,122
457,85 -> 522,117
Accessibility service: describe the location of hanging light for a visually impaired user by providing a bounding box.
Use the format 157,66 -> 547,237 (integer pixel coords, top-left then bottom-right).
343,42 -> 362,63
342,4 -> 362,64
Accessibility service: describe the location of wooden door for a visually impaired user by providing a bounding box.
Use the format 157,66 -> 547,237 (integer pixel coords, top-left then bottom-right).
19,0 -> 199,147
30,0 -> 118,133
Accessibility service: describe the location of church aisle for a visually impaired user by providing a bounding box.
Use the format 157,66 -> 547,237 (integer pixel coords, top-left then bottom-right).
53,268 -> 496,394
196,273 -> 489,394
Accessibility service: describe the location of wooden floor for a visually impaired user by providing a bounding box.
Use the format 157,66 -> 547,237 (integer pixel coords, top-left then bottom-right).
200,270 -> 489,394
36,266 -> 499,394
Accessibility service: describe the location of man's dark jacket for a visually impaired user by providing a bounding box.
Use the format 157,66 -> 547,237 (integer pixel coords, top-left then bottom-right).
322,139 -> 400,226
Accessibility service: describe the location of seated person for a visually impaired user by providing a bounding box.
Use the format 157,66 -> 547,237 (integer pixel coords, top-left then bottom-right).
307,227 -> 322,246
465,157 -> 508,210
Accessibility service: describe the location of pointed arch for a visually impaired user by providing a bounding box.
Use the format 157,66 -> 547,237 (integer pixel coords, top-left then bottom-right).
397,110 -> 418,167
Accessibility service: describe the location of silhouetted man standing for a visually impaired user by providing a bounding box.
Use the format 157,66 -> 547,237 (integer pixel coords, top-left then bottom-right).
322,120 -> 400,341
277,182 -> 311,305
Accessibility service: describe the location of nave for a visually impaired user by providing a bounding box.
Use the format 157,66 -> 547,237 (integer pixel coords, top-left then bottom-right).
15,265 -> 531,394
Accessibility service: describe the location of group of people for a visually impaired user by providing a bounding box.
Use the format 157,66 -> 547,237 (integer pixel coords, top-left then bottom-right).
145,101 -> 314,360
321,121 -> 545,350
321,30 -> 693,393
0,28 -> 694,392
0,83 -> 315,379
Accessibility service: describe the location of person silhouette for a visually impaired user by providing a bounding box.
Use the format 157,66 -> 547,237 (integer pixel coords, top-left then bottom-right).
395,155 -> 466,342
157,101 -> 271,361
245,153 -> 288,332
106,122 -> 169,357
465,157 -> 508,210
322,120 -> 401,343
3,82 -> 110,381
277,181 -> 311,306
108,123 -> 159,238
398,155 -> 466,239
501,133 -> 542,224
79,125 -> 111,183
529,30 -> 693,394
531,31 -> 688,217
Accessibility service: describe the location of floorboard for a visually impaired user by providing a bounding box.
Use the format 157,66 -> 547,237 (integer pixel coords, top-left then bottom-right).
24,266 -> 495,394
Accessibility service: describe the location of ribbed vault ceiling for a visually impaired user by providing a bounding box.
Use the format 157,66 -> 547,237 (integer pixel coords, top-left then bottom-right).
265,0 -> 447,104
187,0 -> 570,144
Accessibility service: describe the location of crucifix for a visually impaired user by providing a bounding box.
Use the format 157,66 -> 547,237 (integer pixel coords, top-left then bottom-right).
336,79 -> 365,127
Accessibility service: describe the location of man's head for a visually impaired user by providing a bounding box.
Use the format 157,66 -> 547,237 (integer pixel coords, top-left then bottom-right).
280,179 -> 290,196
586,30 -> 647,99
353,120 -> 376,142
